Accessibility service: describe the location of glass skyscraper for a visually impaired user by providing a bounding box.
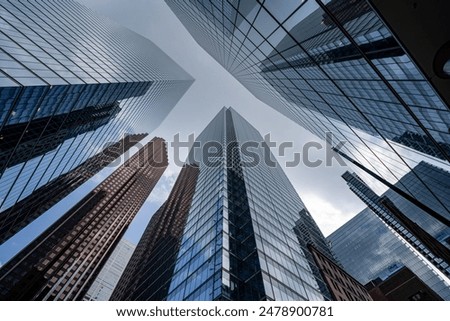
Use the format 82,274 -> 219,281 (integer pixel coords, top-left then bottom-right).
0,138 -> 168,300
165,0 -> 449,224
118,107 -> 336,301
0,0 -> 193,240
328,161 -> 450,300
328,208 -> 450,300
342,169 -> 450,278
0,133 -> 147,245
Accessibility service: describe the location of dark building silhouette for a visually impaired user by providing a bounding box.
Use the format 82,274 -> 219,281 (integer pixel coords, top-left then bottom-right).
0,133 -> 147,245
392,131 -> 450,161
111,164 -> 199,301
293,210 -> 335,300
365,266 -> 442,301
0,138 -> 168,300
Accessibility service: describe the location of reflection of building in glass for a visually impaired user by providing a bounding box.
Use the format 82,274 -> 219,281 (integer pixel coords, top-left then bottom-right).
392,132 -> 450,161
0,101 -> 122,173
328,208 -> 450,300
84,239 -> 136,301
328,161 -> 450,300
0,0 -> 193,238
0,138 -> 168,300
0,133 -> 147,245
116,108 -> 337,301
342,168 -> 450,278
165,0 -> 450,225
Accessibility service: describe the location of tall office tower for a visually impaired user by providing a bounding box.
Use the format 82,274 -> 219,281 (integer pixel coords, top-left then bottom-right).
0,133 -> 147,245
111,164 -> 200,301
328,208 -> 450,300
165,0 -> 449,223
328,162 -> 450,300
342,167 -> 450,277
0,138 -> 168,300
0,0 -> 193,241
121,107 -> 334,301
84,239 -> 136,301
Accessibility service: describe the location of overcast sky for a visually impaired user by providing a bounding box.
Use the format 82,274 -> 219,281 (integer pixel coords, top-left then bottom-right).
74,0 -> 367,238
0,0 -> 369,266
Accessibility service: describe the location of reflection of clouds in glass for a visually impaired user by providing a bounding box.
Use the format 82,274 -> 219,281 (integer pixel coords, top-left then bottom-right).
329,208 -> 450,299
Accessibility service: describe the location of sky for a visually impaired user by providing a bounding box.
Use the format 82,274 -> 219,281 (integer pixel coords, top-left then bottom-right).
0,0 -> 367,266
72,0 -> 366,236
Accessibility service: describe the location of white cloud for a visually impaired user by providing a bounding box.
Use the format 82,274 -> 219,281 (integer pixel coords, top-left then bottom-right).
301,193 -> 358,237
146,164 -> 180,204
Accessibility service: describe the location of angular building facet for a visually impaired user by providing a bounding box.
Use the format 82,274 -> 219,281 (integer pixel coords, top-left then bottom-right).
165,0 -> 449,224
0,133 -> 147,245
0,138 -> 168,300
328,162 -> 450,300
342,166 -> 450,278
118,107 -> 338,301
328,208 -> 450,300
84,239 -> 136,301
0,0 -> 193,239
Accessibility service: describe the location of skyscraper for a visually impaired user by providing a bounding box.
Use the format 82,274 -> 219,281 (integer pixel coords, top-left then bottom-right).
328,162 -> 450,299
116,107 -> 337,301
0,137 -> 168,300
0,0 -> 193,239
342,166 -> 450,277
0,133 -> 147,245
84,239 -> 136,301
328,208 -> 450,300
111,164 -> 200,301
165,0 -> 449,224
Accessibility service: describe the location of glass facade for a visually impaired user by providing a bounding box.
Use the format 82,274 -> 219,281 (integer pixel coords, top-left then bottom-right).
167,107 -> 332,301
165,0 -> 449,222
328,161 -> 450,300
0,0 -> 193,239
0,133 -> 147,245
328,208 -> 450,300
342,167 -> 450,278
0,138 -> 168,300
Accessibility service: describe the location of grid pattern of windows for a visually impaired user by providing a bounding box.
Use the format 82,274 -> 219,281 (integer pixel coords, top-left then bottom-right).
165,0 -> 449,224
328,208 -> 450,300
343,168 -> 450,278
0,138 -> 168,300
111,164 -> 200,301
0,133 -> 147,245
308,245 -> 372,301
328,161 -> 450,300
166,108 -> 332,301
0,0 -> 193,239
